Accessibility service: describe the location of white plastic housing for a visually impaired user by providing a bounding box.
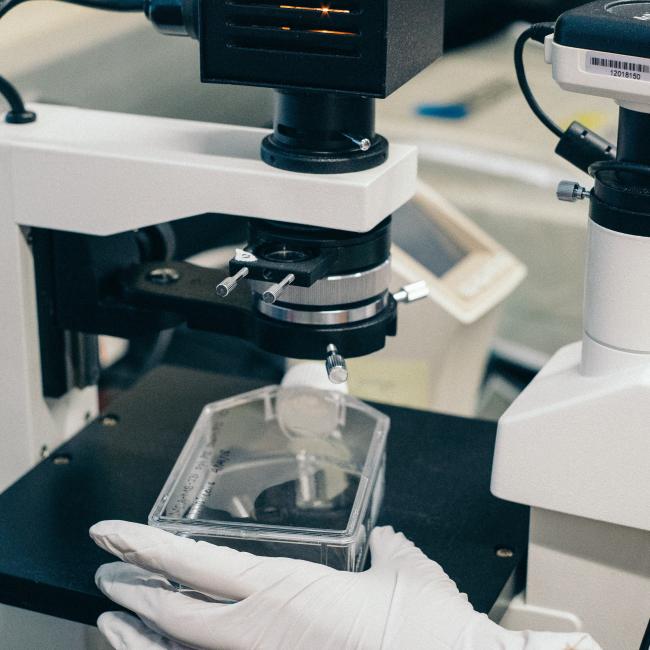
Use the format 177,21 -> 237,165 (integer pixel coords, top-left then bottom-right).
492,339 -> 650,532
0,104 -> 418,236
493,220 -> 650,531
546,36 -> 650,111
584,221 -> 650,355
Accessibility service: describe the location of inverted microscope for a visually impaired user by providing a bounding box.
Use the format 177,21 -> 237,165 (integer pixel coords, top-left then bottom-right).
0,0 -> 443,492
492,3 -> 650,646
3,4 -> 531,645
2,0 -> 645,648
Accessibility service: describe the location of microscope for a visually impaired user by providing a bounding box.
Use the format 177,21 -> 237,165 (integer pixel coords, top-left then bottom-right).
0,2 -> 443,491
492,3 -> 650,647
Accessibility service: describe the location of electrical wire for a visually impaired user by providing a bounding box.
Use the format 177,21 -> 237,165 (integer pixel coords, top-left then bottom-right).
0,0 -> 144,122
0,74 -> 33,121
514,22 -> 562,138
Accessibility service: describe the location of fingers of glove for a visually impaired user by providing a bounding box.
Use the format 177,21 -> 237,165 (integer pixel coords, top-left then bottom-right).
91,520 -> 332,601
368,527 -> 459,594
98,612 -> 190,650
369,526 -> 433,569
95,562 -> 231,649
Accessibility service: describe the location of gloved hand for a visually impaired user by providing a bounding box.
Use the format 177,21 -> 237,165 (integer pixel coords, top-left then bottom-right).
90,521 -> 602,650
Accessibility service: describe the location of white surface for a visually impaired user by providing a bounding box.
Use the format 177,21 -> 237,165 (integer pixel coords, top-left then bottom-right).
503,508 -> 650,650
547,36 -> 650,109
493,212 -> 650,532
0,151 -> 98,492
0,104 -> 417,236
501,594 -> 581,633
493,340 -> 650,531
90,520 -> 601,650
584,221 -> 650,354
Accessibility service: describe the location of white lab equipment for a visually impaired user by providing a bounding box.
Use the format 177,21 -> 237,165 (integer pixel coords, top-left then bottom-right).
493,8 -> 650,648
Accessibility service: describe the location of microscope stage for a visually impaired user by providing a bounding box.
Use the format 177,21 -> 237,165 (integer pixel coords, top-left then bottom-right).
0,366 -> 527,625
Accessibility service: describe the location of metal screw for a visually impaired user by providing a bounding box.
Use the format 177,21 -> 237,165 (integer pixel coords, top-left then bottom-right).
217,267 -> 249,298
394,281 -> 430,304
342,133 -> 372,152
325,344 -> 348,384
147,267 -> 180,285
263,273 -> 296,304
557,180 -> 591,203
100,414 -> 119,427
495,547 -> 514,559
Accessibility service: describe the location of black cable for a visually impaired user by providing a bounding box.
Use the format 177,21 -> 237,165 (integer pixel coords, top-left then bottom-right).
0,74 -> 35,122
514,22 -> 561,138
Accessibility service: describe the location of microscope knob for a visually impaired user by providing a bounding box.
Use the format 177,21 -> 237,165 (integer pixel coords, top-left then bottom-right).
262,273 -> 296,304
325,344 -> 349,385
393,281 -> 430,304
216,267 -> 249,298
557,180 -> 591,203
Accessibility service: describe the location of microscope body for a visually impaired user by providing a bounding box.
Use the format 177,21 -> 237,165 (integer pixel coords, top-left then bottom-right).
0,1 -> 444,490
493,4 -> 650,646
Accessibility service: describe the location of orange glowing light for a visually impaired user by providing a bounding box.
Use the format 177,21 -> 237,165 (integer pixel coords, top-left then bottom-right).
308,28 -> 355,35
279,4 -> 351,14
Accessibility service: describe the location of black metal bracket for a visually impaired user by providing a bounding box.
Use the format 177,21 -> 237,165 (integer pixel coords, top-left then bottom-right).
122,260 -> 398,359
36,220 -> 397,369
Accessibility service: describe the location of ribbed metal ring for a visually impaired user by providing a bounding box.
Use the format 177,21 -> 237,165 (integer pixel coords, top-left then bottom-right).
248,259 -> 390,307
257,294 -> 389,326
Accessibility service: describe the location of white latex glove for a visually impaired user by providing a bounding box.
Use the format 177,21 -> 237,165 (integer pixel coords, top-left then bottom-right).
90,521 -> 602,650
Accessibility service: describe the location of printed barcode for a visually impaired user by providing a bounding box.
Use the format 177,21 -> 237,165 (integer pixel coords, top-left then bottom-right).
590,57 -> 650,73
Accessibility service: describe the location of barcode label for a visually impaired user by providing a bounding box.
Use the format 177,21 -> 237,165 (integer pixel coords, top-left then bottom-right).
586,50 -> 650,81
590,56 -> 650,73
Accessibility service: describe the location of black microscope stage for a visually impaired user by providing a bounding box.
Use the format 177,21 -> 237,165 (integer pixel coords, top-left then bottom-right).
0,365 -> 528,625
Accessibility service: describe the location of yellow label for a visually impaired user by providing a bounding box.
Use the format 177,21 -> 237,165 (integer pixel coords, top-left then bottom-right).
348,358 -> 430,410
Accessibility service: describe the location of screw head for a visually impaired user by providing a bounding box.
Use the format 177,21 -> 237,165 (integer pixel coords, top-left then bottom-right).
147,268 -> 180,285
52,454 -> 71,465
495,547 -> 514,559
100,414 -> 119,427
359,138 -> 372,152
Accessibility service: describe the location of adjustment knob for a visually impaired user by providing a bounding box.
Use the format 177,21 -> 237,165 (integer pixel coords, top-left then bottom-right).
216,267 -> 249,298
557,181 -> 591,203
325,344 -> 348,385
393,281 -> 430,304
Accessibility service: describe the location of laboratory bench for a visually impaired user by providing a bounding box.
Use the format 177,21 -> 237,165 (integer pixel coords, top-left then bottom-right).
0,365 -> 528,626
